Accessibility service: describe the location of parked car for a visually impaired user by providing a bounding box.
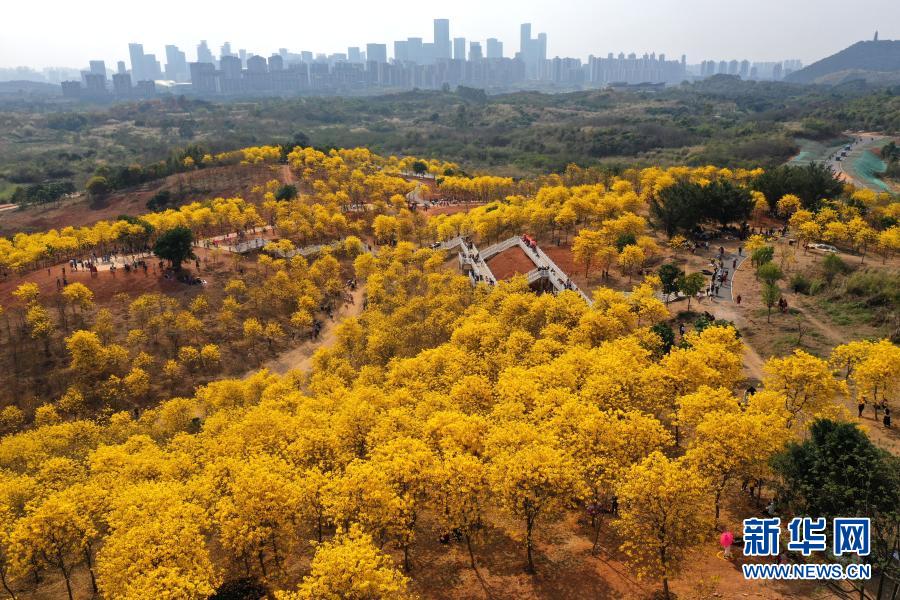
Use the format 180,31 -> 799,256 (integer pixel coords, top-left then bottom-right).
808,243 -> 838,253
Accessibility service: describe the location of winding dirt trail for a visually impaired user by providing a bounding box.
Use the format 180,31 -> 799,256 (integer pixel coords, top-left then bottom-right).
256,286 -> 366,375
280,164 -> 297,185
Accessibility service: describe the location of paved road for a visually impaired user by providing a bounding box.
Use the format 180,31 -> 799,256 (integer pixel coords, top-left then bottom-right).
825,135 -> 892,193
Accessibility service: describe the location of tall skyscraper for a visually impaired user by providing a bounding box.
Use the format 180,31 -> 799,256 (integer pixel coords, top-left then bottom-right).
116,61 -> 126,75
520,23 -> 531,58
112,72 -> 132,95
519,23 -> 547,78
89,60 -> 106,77
197,40 -> 215,64
486,38 -> 503,59
128,43 -> 145,81
453,37 -> 466,61
469,42 -> 483,61
366,43 -> 387,64
143,54 -> 162,80
220,42 -> 234,60
348,47 -> 362,63
433,19 -> 451,60
165,45 -> 189,82
394,40 -> 408,62
406,38 -> 423,63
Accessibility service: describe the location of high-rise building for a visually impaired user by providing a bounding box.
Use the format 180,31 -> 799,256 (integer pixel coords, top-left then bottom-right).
519,23 -> 547,78
112,72 -> 132,95
433,19 -> 451,60
89,60 -> 106,78
486,38 -> 503,59
247,55 -> 267,73
165,45 -> 189,82
190,61 -> 218,93
128,43 -> 145,81
366,43 -> 387,64
469,42 -> 483,61
406,38 -> 423,63
220,55 -> 242,78
453,37 -> 466,61
394,40 -> 408,62
143,54 -> 162,80
197,40 -> 215,64
116,61 -> 126,75
268,54 -> 284,71
239,49 -> 247,68
220,42 -> 234,60
82,72 -> 107,94
348,47 -> 362,63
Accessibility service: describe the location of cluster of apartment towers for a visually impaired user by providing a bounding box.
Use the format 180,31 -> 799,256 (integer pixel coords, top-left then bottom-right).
62,19 -> 800,99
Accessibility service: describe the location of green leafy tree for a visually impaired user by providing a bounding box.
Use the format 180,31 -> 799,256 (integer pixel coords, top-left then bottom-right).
650,182 -> 703,237
658,264 -> 683,305
751,245 -> 774,268
756,262 -> 783,286
154,226 -> 195,271
772,420 -> 900,599
85,176 -> 110,198
677,272 -> 705,310
753,163 -> 844,212
761,282 -> 781,322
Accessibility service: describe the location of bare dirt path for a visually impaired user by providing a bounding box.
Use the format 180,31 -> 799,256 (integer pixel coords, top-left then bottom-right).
280,164 -> 296,185
256,286 -> 366,375
789,301 -> 845,346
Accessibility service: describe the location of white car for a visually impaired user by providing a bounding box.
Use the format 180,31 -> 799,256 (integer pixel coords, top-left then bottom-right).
808,243 -> 838,253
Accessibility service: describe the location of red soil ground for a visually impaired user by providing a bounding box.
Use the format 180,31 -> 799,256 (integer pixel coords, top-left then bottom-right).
487,246 -> 537,280
0,246 -> 231,309
0,164 -> 277,236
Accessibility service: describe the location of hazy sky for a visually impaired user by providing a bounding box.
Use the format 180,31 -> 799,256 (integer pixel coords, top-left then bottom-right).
2,0 -> 898,69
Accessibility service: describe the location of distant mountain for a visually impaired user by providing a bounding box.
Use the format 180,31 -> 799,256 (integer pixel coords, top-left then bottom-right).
787,40 -> 900,85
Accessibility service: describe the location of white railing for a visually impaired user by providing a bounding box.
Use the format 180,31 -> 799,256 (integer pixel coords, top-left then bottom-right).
481,236 -> 521,260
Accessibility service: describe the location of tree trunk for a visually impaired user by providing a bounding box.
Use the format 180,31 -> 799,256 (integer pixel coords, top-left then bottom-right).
592,518 -> 603,555
270,533 -> 282,571
84,546 -> 98,594
60,568 -> 73,600
257,550 -> 267,578
0,569 -> 17,600
659,543 -> 670,599
715,488 -> 722,521
465,533 -> 477,570
525,514 -> 536,574
317,513 -> 323,543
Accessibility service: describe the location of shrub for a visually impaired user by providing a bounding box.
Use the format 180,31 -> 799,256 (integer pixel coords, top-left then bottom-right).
147,190 -> 173,211
790,273 -> 811,294
808,277 -> 827,295
275,184 -> 298,201
822,253 -> 847,284
615,233 -> 637,251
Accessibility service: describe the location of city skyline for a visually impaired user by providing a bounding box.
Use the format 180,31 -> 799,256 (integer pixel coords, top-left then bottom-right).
2,0 -> 897,70
51,17 -> 810,100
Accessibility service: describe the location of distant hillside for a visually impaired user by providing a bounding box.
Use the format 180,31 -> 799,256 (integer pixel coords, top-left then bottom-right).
787,40 -> 900,84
